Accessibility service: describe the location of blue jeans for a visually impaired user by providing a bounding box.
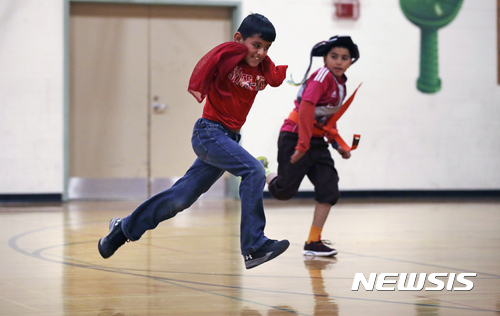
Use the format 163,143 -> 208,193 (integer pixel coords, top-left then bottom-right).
121,118 -> 268,255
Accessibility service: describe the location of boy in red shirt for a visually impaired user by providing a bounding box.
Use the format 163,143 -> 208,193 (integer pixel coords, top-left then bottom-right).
260,36 -> 360,257
98,13 -> 289,269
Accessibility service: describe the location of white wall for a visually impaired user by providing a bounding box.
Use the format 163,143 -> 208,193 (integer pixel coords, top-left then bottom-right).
243,0 -> 500,190
0,0 -> 498,196
0,0 -> 64,194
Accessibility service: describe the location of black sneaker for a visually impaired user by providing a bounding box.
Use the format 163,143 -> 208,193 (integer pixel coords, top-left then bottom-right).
244,239 -> 290,269
303,240 -> 338,257
98,217 -> 128,259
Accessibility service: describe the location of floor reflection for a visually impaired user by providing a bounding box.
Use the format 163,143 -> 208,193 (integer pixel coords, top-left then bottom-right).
304,256 -> 339,316
98,307 -> 125,316
240,305 -> 298,315
415,299 -> 440,316
239,256 -> 338,315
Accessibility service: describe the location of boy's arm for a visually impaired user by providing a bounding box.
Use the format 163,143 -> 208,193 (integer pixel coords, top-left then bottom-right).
188,42 -> 247,103
336,146 -> 351,159
261,56 -> 288,87
291,100 -> 315,164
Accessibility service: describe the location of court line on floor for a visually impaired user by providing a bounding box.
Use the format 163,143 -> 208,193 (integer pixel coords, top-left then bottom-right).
8,232 -> 309,315
7,225 -> 500,314
24,246 -> 500,314
338,250 -> 500,279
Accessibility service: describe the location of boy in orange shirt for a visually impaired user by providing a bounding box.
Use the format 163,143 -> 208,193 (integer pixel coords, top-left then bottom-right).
260,36 -> 360,257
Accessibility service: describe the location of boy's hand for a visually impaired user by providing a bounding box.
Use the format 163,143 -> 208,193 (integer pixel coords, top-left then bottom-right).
337,147 -> 351,159
290,150 -> 305,164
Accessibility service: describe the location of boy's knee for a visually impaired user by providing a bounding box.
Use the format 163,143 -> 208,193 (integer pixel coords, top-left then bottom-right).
272,192 -> 295,201
317,191 -> 340,205
268,181 -> 297,201
329,194 -> 340,205
242,160 -> 266,179
170,194 -> 197,213
255,163 -> 266,179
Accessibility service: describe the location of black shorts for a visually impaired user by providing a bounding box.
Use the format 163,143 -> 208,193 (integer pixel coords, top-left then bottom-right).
268,131 -> 340,205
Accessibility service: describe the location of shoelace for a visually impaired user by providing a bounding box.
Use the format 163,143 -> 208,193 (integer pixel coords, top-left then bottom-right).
319,240 -> 334,246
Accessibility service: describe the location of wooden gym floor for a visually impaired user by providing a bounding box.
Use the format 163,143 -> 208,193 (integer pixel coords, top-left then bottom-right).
0,197 -> 499,315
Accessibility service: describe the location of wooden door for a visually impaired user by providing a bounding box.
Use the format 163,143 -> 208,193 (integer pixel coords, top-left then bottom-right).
148,6 -> 231,195
69,3 -> 231,200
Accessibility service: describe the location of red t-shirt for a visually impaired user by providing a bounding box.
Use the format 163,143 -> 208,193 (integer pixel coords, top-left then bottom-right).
281,67 -> 347,152
203,62 -> 267,131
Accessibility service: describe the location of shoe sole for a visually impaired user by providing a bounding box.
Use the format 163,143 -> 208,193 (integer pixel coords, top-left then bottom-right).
245,240 -> 290,269
302,249 -> 338,257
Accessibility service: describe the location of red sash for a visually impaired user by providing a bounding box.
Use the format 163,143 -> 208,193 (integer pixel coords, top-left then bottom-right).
288,83 -> 362,151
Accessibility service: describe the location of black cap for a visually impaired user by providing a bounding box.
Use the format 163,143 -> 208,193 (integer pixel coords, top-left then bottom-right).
288,35 -> 360,86
311,36 -> 359,63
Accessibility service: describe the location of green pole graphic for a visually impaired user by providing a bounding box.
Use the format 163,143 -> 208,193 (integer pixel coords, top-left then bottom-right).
400,0 -> 463,93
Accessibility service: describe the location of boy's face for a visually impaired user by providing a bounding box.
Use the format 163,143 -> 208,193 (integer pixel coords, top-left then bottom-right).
234,32 -> 272,67
324,46 -> 352,77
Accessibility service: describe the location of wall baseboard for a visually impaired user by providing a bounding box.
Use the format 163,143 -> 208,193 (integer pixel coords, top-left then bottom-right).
264,190 -> 500,199
1,190 -> 499,203
0,194 -> 63,203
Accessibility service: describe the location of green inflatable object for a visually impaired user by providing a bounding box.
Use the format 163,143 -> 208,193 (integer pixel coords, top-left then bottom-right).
400,0 -> 463,93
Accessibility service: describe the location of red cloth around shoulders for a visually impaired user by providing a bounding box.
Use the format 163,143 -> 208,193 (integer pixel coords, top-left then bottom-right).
188,42 -> 287,103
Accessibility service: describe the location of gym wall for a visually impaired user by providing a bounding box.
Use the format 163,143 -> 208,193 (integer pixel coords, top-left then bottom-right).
0,0 -> 498,200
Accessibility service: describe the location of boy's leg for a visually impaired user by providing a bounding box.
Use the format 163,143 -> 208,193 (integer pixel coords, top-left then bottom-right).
121,158 -> 224,241
303,203 -> 338,257
98,118 -> 228,258
98,157 -> 224,258
311,202 -> 331,231
303,141 -> 340,257
267,132 -> 310,200
193,119 -> 288,268
99,118 -> 288,266
305,202 -> 333,250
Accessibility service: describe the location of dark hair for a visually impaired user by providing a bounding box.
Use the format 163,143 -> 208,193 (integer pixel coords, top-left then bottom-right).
312,36 -> 359,61
237,13 -> 276,42
289,36 -> 359,86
